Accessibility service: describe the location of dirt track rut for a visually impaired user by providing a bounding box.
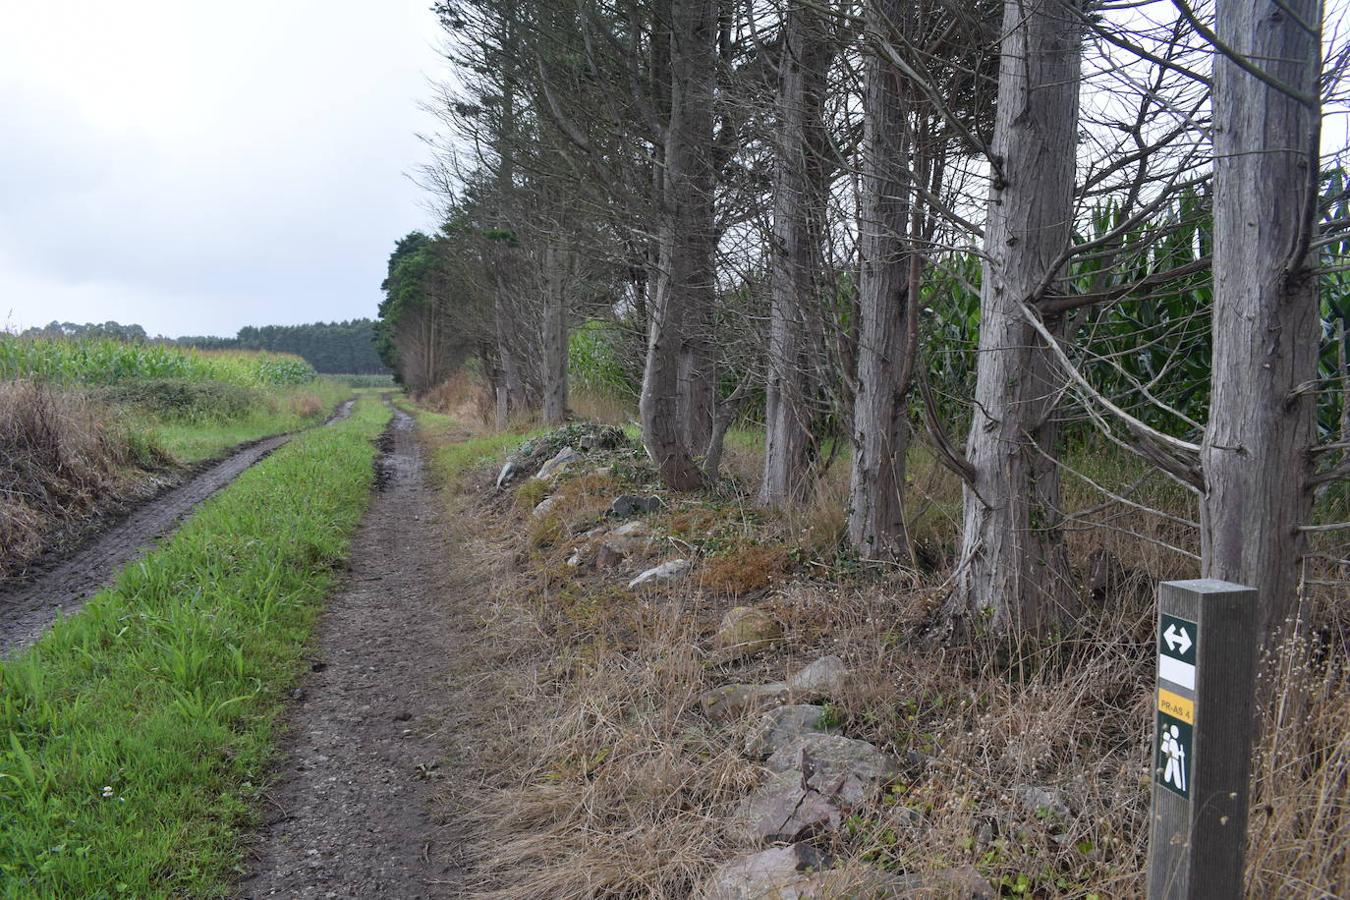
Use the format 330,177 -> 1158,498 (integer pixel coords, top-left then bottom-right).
0,400 -> 354,655
239,404 -> 464,898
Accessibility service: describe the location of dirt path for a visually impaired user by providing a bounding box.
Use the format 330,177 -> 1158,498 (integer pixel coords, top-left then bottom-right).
0,400 -> 355,655
239,404 -> 466,899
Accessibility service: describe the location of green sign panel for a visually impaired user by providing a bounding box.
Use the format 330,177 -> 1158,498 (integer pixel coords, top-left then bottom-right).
1156,710 -> 1193,800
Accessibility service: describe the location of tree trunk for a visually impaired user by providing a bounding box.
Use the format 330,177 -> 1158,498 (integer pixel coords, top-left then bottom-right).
948,0 -> 1082,636
761,4 -> 831,507
846,0 -> 914,559
541,243 -> 571,426
678,326 -> 715,455
640,0 -> 717,491
1202,0 -> 1321,650
493,273 -> 528,414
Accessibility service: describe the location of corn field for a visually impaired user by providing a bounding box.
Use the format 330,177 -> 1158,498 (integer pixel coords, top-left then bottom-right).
0,336 -> 316,387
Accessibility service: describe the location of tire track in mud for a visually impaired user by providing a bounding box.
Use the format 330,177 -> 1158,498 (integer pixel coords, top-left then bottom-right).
0,399 -> 356,655
240,402 -> 465,898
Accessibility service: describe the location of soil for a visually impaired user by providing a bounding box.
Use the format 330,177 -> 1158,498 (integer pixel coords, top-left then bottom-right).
238,403 -> 468,898
0,401 -> 355,655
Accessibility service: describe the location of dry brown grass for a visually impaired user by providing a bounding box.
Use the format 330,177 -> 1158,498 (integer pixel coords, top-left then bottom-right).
698,543 -> 794,598
0,381 -> 168,577
1245,631 -> 1350,893
420,371 -> 500,428
569,387 -> 636,427
427,419 -> 1349,898
286,390 -> 325,419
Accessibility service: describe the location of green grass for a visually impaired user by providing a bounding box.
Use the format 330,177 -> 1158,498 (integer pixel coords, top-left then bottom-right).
0,336 -> 316,387
330,373 -> 396,388
0,397 -> 392,897
394,396 -> 546,484
148,380 -> 352,464
429,428 -> 547,482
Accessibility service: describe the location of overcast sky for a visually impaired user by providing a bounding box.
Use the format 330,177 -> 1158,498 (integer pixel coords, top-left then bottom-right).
0,1 -> 445,338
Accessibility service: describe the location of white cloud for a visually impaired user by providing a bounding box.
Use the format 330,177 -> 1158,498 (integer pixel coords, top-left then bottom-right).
0,0 -> 444,337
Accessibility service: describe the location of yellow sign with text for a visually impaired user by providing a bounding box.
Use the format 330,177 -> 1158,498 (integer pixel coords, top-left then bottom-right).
1158,687 -> 1194,725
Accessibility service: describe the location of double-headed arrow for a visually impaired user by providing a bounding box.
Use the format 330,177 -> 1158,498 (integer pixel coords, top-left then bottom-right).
1164,623 -> 1192,655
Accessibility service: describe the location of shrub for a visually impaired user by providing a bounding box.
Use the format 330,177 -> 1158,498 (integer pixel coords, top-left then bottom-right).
96,378 -> 262,422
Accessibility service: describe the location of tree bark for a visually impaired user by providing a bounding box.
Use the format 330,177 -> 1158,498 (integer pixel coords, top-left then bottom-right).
541,243 -> 571,426
1202,0 -> 1321,650
761,4 -> 832,507
492,280 -> 529,413
948,0 -> 1083,636
846,0 -> 915,559
640,0 -> 717,490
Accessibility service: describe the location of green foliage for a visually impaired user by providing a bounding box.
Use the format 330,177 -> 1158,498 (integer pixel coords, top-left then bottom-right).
148,380 -> 351,465
0,337 -> 316,387
20,321 -> 149,342
375,231 -> 436,374
178,320 -> 389,376
97,378 -> 261,423
568,319 -> 640,398
331,373 -> 397,388
922,182 -> 1348,440
0,398 -> 390,896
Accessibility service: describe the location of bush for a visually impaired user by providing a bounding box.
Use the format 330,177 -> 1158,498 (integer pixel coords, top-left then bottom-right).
97,378 -> 262,423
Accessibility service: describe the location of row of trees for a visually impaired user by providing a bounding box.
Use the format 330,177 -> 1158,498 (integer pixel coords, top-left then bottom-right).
385,0 -> 1349,650
22,321 -> 151,342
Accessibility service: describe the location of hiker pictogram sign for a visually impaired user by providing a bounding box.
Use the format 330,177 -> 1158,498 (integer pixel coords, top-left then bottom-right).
1156,710 -> 1193,799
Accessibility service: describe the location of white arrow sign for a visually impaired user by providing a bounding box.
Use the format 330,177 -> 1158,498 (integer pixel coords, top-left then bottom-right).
1164,624 -> 1192,656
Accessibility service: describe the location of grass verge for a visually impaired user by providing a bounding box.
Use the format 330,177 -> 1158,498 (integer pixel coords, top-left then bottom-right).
0,396 -> 391,897
148,379 -> 352,464
395,395 -> 546,486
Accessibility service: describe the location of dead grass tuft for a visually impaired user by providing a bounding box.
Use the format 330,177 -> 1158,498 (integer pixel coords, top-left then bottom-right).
568,386 -> 636,427
420,371 -> 498,427
287,391 -> 324,419
0,381 -> 168,576
699,543 -> 793,597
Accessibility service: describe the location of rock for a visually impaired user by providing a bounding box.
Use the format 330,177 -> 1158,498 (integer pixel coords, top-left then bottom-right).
785,655 -> 848,700
1014,783 -> 1074,823
495,455 -> 521,489
594,543 -> 627,570
701,850 -> 984,900
536,446 -> 583,482
627,558 -> 691,589
609,494 -> 664,518
766,733 -> 898,807
745,705 -> 837,760
714,607 -> 784,660
532,496 -> 558,518
699,683 -> 789,721
729,771 -> 842,845
566,550 -> 585,568
698,844 -> 833,900
607,520 -> 655,553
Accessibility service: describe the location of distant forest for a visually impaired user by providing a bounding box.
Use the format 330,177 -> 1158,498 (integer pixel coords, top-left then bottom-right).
22,319 -> 389,375
179,321 -> 389,374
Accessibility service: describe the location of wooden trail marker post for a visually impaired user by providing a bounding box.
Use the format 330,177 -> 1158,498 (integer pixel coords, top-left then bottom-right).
1147,579 -> 1259,899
